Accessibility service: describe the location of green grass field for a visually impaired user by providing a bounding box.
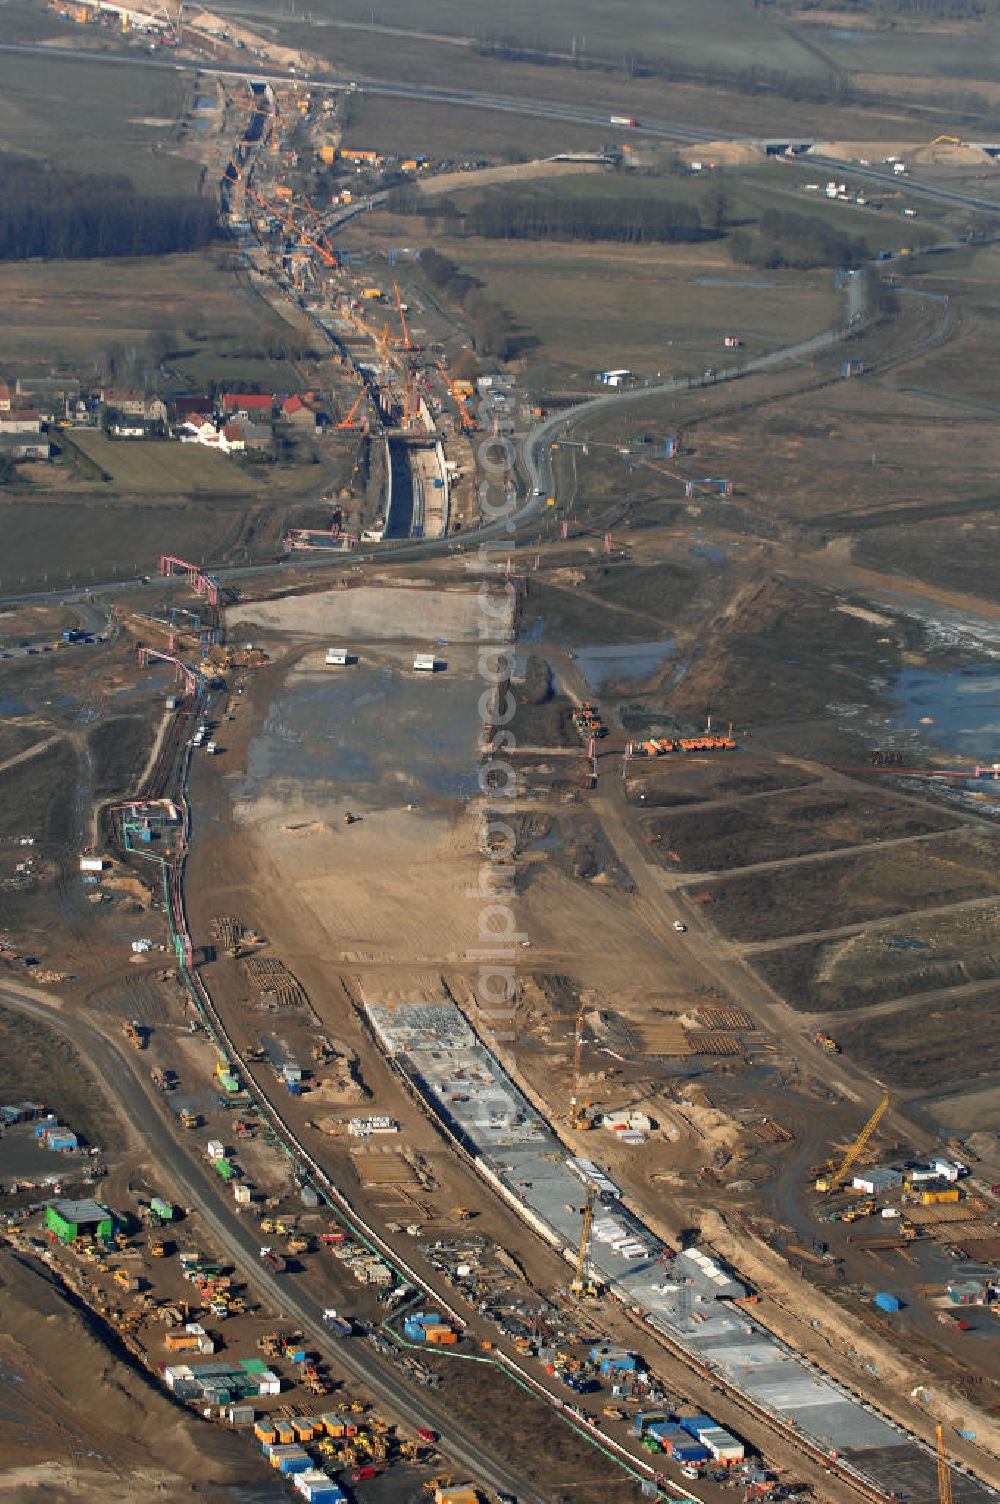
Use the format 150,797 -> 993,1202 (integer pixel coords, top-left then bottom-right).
222,0 -> 829,77
353,197 -> 840,385
0,252 -> 308,390
0,49 -> 199,194
67,431 -> 257,494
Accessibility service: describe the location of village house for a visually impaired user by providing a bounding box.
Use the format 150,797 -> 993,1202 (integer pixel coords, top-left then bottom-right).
3,437 -> 51,460
15,376 -> 81,406
279,393 -> 319,431
173,393 -> 214,419
109,417 -> 154,439
235,420 -> 273,451
220,393 -> 274,422
0,410 -> 43,435
100,390 -> 168,422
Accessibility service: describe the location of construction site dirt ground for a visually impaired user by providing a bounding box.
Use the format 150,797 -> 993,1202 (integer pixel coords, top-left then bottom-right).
161,567 -> 998,1472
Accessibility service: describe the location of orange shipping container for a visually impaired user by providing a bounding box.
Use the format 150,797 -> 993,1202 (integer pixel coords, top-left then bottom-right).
164,1331 -> 200,1351
425,1326 -> 458,1345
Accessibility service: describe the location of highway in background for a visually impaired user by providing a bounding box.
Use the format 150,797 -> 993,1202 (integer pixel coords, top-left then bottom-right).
7,32 -> 1000,211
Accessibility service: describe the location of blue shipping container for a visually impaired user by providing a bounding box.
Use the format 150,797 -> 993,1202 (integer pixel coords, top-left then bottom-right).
646,1422 -> 684,1442
278,1454 -> 311,1475
679,1415 -> 716,1439
600,1353 -> 638,1374
671,1442 -> 710,1464
875,1291 -> 902,1312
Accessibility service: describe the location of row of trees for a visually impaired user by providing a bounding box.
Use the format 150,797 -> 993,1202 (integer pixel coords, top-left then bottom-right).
419,248 -> 521,359
0,157 -> 216,262
731,210 -> 867,269
456,191 -> 712,245
794,0 -> 1000,15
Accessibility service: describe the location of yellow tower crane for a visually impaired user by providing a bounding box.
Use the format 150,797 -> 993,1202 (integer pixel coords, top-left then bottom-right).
937,1424 -> 953,1504
570,1190 -> 595,1294
814,1092 -> 890,1193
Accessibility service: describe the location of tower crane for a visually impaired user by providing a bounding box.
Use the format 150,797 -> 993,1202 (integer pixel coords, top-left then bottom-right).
570,1189 -> 596,1294
568,1001 -> 593,1130
936,1425 -> 953,1504
814,1093 -> 890,1193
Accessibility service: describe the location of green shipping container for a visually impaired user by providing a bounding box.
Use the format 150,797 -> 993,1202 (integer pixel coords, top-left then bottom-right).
215,1159 -> 235,1182
151,1197 -> 174,1221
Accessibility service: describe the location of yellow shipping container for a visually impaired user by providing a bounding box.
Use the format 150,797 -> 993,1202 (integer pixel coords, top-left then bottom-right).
922,1188 -> 960,1204
319,145 -> 336,164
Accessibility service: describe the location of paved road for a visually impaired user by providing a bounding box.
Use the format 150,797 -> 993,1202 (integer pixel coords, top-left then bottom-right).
812,154 -> 1000,215
9,36 -> 1000,206
0,39 -> 718,144
0,301 -> 860,612
0,983 -> 547,1504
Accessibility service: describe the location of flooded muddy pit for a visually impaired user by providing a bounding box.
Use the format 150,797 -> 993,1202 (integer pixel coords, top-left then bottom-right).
890,663 -> 1000,764
239,662 -> 482,807
572,639 -> 676,692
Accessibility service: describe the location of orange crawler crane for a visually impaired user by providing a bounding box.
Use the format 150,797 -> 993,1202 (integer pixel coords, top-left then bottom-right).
250,190 -> 338,268
336,390 -> 368,430
436,359 -> 475,432
392,281 -> 414,351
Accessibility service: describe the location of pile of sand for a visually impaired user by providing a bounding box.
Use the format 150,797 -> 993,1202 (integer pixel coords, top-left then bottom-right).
0,1248 -> 255,1501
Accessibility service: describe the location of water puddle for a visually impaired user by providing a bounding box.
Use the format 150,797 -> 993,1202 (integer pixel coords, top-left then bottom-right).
891,664 -> 1000,760
240,664 -> 481,802
572,639 -> 676,691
